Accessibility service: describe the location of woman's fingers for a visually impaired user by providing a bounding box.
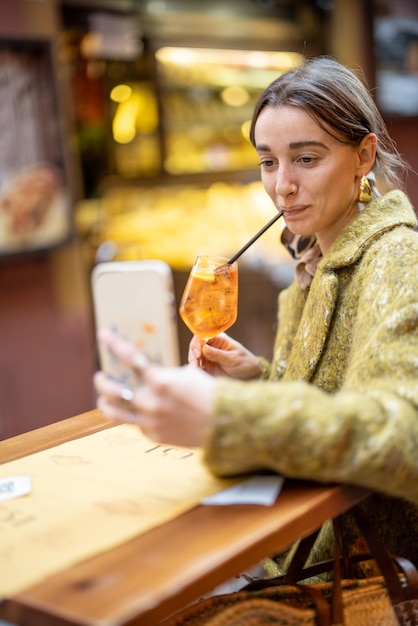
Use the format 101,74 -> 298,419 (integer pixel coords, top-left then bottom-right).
94,371 -> 160,436
94,330 -> 216,447
188,335 -> 204,366
97,328 -> 149,376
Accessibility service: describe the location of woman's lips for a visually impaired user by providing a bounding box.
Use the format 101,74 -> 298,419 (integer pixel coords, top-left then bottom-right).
281,206 -> 308,218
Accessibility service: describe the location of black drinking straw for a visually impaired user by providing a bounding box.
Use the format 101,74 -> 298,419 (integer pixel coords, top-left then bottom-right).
226,210 -> 284,265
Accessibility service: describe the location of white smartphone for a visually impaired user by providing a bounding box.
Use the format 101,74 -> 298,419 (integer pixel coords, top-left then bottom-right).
91,260 -> 181,386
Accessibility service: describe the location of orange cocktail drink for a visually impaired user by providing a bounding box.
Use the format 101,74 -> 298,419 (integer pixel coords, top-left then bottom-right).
179,256 -> 238,340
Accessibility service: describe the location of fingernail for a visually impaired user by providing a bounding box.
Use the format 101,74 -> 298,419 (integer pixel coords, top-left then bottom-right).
132,352 -> 149,376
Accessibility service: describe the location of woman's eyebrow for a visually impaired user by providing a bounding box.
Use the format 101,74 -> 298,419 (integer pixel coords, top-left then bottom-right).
289,139 -> 329,150
256,140 -> 329,151
289,140 -> 329,150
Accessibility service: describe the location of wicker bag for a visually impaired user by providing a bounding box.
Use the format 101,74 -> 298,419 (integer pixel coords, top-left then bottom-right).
161,505 -> 418,626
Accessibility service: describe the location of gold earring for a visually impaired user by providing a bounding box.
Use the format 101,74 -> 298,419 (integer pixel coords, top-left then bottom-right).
358,176 -> 372,203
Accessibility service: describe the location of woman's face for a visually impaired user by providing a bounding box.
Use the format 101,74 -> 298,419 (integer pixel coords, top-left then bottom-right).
254,104 -> 374,254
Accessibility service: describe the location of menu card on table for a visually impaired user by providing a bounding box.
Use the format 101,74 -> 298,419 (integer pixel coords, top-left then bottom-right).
0,423 -> 241,596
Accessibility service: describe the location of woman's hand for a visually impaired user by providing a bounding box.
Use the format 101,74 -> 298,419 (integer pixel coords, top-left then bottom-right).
188,333 -> 263,380
93,329 -> 216,448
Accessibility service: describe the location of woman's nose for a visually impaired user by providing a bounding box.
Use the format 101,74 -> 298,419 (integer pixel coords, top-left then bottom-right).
275,167 -> 297,198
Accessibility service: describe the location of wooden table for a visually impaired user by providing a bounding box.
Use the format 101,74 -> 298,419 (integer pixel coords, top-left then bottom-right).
0,410 -> 368,626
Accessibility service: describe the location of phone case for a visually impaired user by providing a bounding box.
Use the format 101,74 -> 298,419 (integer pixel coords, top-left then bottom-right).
91,260 -> 181,386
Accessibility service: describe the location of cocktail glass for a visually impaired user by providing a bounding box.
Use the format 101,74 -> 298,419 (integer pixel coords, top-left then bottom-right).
179,255 -> 238,341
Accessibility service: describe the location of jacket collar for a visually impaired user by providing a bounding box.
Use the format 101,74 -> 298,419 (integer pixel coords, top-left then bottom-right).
320,190 -> 416,271
283,191 -> 416,382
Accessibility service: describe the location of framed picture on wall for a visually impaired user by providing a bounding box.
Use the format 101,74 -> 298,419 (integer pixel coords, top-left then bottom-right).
0,39 -> 71,255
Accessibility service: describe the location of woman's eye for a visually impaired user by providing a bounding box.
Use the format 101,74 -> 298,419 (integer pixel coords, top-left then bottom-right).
298,155 -> 316,165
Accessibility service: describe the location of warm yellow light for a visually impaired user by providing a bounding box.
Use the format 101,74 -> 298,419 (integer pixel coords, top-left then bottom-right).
241,120 -> 252,141
113,125 -> 136,144
112,87 -> 159,143
155,46 -> 304,71
271,51 -> 303,70
220,85 -> 250,107
246,51 -> 272,68
135,89 -> 159,133
113,95 -> 140,144
80,32 -> 102,58
110,84 -> 132,102
155,47 -> 197,65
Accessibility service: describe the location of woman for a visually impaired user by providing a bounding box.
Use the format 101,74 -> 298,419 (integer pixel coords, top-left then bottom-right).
94,56 -> 418,570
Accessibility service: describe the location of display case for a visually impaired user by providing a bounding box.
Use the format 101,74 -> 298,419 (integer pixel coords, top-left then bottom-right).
154,47 -> 305,177
67,40 -> 306,189
61,1 -> 325,281
0,39 -> 71,255
60,0 -> 325,192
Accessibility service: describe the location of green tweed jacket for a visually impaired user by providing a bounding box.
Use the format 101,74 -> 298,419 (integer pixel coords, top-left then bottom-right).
205,190 -> 418,568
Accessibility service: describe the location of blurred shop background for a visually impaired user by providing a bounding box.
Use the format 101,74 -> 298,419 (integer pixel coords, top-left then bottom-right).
0,0 -> 417,439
